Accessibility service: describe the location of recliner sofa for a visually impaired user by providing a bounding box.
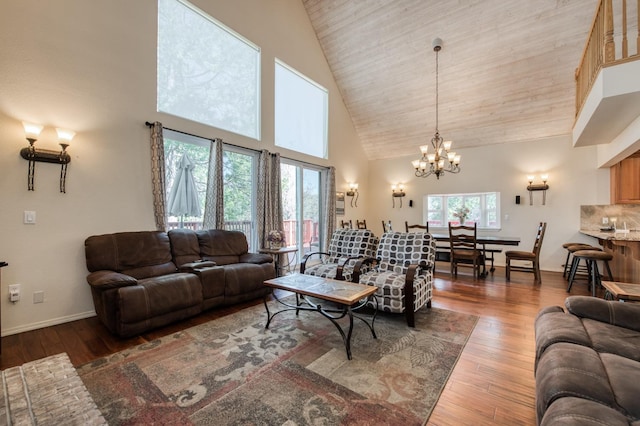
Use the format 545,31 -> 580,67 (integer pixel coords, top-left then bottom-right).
84,229 -> 275,337
535,296 -> 640,425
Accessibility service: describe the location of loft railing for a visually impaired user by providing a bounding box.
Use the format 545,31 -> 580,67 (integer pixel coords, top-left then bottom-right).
575,0 -> 640,116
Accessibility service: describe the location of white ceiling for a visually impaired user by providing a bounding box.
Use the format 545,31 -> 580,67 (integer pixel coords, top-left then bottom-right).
302,0 -> 601,160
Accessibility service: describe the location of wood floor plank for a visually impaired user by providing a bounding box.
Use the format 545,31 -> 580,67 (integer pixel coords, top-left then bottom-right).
0,266 -> 591,424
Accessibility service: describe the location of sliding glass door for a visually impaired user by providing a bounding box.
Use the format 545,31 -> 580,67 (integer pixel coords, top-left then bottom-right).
223,147 -> 258,250
281,161 -> 323,259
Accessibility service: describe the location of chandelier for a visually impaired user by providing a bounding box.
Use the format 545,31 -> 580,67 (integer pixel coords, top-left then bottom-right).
412,38 -> 461,179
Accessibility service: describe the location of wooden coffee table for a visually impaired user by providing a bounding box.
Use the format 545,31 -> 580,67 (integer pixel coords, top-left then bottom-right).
263,274 -> 378,360
601,281 -> 640,302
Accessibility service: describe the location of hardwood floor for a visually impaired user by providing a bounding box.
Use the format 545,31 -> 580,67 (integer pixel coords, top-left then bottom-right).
0,265 -> 593,424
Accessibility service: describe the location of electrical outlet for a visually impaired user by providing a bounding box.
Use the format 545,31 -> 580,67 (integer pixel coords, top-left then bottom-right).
8,284 -> 20,303
33,291 -> 45,304
24,211 -> 36,224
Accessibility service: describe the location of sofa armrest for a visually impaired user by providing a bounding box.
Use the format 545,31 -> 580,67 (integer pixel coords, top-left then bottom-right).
239,253 -> 273,264
565,295 -> 640,332
178,260 -> 217,272
87,270 -> 137,290
352,257 -> 378,283
335,255 -> 364,280
300,251 -> 330,274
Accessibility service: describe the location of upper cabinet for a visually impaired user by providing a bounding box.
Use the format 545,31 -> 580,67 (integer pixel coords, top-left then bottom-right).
611,151 -> 640,204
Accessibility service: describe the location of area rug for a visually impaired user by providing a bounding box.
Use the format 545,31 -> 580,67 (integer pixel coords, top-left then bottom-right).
77,301 -> 478,425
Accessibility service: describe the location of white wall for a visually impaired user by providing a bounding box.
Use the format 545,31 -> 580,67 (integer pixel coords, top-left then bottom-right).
367,135 -> 610,272
0,0 -> 368,335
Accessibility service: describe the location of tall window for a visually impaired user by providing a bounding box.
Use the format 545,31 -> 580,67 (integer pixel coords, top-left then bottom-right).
158,0 -> 260,139
281,161 -> 324,259
275,60 -> 328,159
424,192 -> 500,230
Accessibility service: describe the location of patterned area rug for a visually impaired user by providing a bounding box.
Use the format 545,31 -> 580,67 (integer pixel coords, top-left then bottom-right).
78,300 -> 477,425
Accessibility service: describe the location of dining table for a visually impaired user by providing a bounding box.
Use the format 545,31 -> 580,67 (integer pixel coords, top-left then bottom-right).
430,233 -> 521,277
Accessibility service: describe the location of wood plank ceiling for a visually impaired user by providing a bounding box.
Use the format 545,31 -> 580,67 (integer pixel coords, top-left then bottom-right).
302,0 -> 600,160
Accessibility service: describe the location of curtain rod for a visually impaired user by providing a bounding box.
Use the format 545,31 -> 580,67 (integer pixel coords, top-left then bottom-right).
145,121 -> 328,170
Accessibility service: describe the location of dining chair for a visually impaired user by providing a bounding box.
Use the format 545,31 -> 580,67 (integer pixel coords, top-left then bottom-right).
340,220 -> 352,229
449,222 -> 484,279
381,220 -> 393,232
355,219 -> 367,229
505,222 -> 547,283
405,221 -> 429,232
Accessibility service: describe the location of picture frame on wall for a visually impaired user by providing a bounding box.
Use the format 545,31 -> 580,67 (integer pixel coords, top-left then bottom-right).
336,192 -> 345,216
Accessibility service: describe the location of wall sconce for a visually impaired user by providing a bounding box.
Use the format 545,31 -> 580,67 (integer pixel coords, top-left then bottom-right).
527,174 -> 549,205
346,183 -> 359,207
19,122 -> 75,193
392,184 -> 406,208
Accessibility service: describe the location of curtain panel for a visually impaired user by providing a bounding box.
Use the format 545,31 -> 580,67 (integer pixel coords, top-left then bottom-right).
257,150 -> 283,248
203,138 -> 224,229
150,122 -> 167,232
323,166 -> 336,251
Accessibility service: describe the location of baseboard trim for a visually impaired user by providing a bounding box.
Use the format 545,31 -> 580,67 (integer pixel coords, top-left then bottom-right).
1,311 -> 97,337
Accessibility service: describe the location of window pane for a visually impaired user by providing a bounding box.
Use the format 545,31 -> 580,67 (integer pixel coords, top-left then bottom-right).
281,163 -> 298,249
223,150 -> 255,248
302,169 -> 321,255
158,0 -> 260,139
424,192 -> 501,230
281,161 -> 325,263
275,61 -> 328,158
163,130 -> 209,229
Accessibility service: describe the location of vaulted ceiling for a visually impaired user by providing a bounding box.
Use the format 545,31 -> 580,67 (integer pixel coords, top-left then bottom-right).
302,0 -> 600,160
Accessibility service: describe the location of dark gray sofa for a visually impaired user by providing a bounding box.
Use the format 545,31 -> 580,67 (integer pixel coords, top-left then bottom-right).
534,296 -> 640,425
85,229 -> 275,337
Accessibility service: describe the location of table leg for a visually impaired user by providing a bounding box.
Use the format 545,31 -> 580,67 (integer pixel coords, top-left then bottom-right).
263,295 -> 273,328
274,254 -> 282,277
264,291 -> 377,360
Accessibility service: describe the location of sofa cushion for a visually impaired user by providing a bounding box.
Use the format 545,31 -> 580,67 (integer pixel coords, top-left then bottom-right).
223,263 -> 272,297
196,230 -> 248,265
239,252 -> 274,264
85,231 -> 176,279
565,295 -> 640,332
541,397 -> 631,426
168,228 -> 201,266
117,273 -> 202,324
536,342 -> 616,422
583,318 -> 640,363
534,310 -> 591,370
601,353 -> 640,419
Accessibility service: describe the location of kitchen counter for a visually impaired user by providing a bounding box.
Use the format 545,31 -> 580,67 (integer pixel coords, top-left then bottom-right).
580,229 -> 640,282
580,229 -> 640,241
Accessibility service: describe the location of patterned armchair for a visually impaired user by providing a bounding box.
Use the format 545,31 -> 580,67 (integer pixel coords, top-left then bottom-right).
300,228 -> 378,281
354,232 -> 436,327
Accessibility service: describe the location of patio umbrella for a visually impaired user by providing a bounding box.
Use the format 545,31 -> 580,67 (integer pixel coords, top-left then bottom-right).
167,153 -> 201,226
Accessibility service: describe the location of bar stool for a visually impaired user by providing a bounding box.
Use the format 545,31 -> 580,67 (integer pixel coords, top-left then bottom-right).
562,243 -> 601,279
567,249 -> 613,296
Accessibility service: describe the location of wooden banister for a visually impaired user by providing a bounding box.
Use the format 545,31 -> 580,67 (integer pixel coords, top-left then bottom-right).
575,0 -> 640,118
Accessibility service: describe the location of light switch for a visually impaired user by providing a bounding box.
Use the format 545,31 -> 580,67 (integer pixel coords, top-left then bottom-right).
24,210 -> 36,224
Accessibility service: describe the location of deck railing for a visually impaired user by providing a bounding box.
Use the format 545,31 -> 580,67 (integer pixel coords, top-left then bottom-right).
576,0 -> 640,116
167,219 -> 319,253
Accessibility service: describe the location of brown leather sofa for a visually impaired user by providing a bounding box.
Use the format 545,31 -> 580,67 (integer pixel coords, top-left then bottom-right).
84,229 -> 275,337
534,296 -> 640,425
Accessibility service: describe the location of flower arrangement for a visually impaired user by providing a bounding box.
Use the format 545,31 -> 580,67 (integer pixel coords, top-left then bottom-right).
267,230 -> 286,249
453,206 -> 471,224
